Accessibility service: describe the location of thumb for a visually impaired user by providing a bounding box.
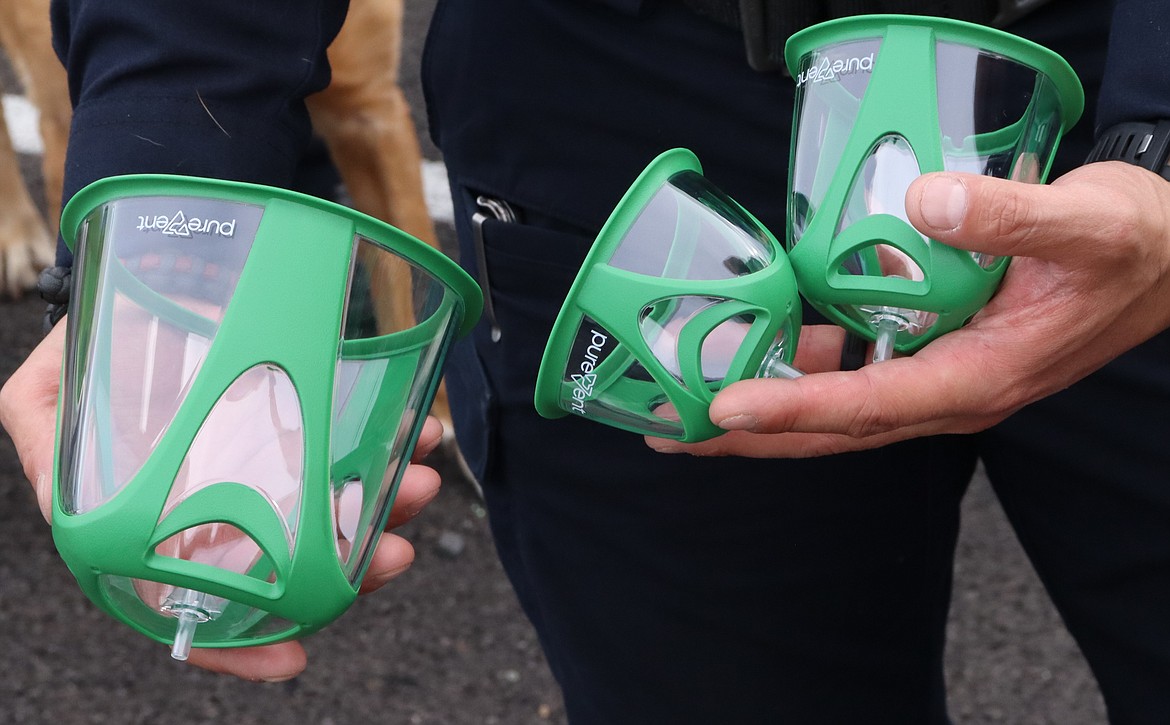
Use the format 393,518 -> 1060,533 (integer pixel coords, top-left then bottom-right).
0,321 -> 66,522
905,169 -> 1114,262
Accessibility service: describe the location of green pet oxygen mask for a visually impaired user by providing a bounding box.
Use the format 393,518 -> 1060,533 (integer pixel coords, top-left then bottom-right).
53,175 -> 481,660
535,149 -> 802,443
535,16 -> 1084,441
785,15 -> 1083,360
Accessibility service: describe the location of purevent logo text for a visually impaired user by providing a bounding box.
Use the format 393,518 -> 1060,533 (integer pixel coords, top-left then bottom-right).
795,52 -> 875,87
569,329 -> 609,416
137,210 -> 238,238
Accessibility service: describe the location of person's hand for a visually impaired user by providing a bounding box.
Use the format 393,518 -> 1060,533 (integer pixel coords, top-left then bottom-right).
0,318 -> 445,681
647,161 -> 1170,458
187,415 -> 442,681
0,315 -> 65,518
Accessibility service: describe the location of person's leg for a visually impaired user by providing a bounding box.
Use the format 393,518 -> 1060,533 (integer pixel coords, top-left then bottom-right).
979,5 -> 1170,720
980,331 -> 1170,722
446,181 -> 978,723
425,2 -> 983,720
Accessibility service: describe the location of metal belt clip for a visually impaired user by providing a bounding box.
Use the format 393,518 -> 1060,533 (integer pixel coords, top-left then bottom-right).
471,195 -> 515,342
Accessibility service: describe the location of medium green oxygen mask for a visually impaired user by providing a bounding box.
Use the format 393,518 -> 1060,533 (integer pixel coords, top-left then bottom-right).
52,175 -> 481,660
784,15 -> 1083,361
535,149 -> 802,443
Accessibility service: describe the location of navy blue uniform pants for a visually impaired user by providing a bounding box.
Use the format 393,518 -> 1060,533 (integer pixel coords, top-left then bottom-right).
424,0 -> 1170,722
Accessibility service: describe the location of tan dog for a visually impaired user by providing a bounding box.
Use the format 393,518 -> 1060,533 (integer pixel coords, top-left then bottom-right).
0,0 -> 456,432
0,0 -> 69,298
309,0 -> 454,430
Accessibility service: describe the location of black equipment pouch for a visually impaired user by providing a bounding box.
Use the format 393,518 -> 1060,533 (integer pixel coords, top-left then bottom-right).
681,0 -> 1055,72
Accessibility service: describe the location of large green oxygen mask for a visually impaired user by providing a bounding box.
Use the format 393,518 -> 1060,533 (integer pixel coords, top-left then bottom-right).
535,149 -> 803,443
785,15 -> 1083,360
52,175 -> 481,660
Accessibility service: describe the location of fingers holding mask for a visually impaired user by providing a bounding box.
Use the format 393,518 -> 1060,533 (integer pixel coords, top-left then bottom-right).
650,163 -> 1170,459
0,319 -> 67,521
178,455 -> 438,677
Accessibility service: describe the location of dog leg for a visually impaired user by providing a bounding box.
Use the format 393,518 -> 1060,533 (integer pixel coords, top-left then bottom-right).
0,0 -> 65,297
308,0 -> 456,436
21,13 -> 70,238
0,97 -> 54,297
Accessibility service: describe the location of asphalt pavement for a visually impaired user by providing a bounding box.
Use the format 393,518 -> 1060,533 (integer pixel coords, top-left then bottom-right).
0,2 -> 1108,722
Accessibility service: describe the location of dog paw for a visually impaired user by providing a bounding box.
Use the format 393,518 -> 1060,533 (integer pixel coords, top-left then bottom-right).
0,216 -> 55,299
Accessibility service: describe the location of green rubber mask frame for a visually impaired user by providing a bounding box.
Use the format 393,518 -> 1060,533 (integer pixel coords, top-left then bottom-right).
535,149 -> 801,442
784,15 -> 1083,353
52,175 -> 481,654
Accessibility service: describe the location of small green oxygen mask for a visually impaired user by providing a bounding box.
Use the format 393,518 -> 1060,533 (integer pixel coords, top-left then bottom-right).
784,14 -> 1084,361
535,149 -> 803,443
52,175 -> 481,660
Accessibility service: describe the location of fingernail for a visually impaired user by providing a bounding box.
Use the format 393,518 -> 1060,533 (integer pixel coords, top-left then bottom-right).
365,562 -> 413,590
716,414 -> 758,431
35,472 -> 52,524
400,488 -> 440,520
400,504 -> 425,521
261,673 -> 299,684
646,439 -> 682,454
918,176 -> 967,231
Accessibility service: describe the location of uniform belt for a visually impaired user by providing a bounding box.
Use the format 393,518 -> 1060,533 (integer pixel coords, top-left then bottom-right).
677,0 -> 1055,71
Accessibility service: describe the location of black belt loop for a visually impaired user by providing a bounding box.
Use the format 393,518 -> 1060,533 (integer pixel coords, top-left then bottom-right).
738,0 -> 790,73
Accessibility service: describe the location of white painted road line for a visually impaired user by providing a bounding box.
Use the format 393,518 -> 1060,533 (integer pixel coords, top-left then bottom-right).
3,93 -> 44,154
422,158 -> 454,226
